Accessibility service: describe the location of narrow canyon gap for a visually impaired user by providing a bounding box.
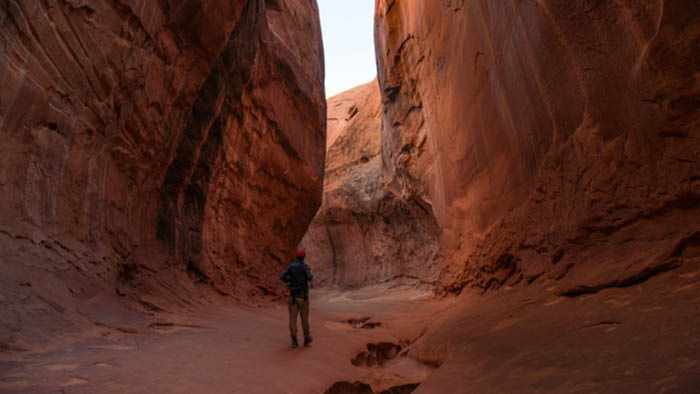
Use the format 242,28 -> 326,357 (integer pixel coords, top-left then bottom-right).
1,0 -> 700,393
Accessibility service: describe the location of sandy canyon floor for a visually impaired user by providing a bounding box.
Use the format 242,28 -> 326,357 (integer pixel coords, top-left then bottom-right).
1,264 -> 699,394
0,284 -> 441,394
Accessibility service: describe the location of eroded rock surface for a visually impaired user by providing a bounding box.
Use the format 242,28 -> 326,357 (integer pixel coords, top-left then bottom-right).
302,82 -> 439,288
0,0 -> 325,349
373,0 -> 700,294
301,7 -> 700,391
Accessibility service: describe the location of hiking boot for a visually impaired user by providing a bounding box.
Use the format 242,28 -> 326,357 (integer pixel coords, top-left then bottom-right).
291,336 -> 299,348
303,336 -> 313,347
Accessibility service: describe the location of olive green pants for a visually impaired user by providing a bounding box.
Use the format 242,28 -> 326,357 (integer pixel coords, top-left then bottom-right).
288,297 -> 310,339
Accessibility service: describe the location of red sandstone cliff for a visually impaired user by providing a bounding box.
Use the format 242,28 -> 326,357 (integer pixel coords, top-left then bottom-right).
372,0 -> 700,294
0,0 -> 325,350
302,81 -> 439,288
307,1 -> 699,293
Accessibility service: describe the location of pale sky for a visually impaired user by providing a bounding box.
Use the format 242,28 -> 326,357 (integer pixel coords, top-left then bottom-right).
318,0 -> 377,98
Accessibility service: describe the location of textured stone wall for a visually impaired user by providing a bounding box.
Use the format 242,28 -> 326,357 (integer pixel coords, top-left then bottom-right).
374,0 -> 700,293
302,81 -> 440,288
0,0 -> 325,349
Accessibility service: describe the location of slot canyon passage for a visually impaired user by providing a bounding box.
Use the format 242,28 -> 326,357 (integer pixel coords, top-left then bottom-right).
1,0 -> 700,393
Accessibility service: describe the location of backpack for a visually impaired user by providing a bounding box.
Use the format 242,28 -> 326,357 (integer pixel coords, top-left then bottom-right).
286,262 -> 309,290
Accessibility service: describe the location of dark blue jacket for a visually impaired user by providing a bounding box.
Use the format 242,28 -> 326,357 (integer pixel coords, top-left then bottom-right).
280,259 -> 313,300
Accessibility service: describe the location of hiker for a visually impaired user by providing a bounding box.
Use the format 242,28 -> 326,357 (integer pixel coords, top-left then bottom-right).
280,248 -> 313,348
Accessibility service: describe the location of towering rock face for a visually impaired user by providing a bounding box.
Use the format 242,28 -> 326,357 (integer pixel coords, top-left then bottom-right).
302,81 -> 439,288
0,0 -> 325,349
373,0 -> 700,293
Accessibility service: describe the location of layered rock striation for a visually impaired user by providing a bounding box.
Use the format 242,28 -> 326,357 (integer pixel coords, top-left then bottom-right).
0,0 -> 325,349
373,0 -> 700,294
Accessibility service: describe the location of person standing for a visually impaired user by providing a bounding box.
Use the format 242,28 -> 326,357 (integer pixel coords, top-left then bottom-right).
280,248 -> 313,348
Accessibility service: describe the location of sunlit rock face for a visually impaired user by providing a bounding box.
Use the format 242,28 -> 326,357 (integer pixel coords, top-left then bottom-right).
302,81 -> 440,288
0,0 -> 325,348
374,0 -> 700,293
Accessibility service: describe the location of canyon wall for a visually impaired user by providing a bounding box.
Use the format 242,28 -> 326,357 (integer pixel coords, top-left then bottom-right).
302,81 -> 440,288
373,0 -> 700,294
0,0 -> 325,349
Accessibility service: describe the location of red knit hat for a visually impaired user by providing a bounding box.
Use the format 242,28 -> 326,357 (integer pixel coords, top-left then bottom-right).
296,248 -> 306,258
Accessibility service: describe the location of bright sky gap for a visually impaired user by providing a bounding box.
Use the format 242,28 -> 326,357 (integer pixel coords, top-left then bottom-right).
317,0 -> 377,98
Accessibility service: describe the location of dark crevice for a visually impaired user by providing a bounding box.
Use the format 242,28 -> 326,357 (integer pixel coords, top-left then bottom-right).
351,342 -> 402,367
264,0 -> 282,12
186,261 -> 209,283
324,381 -> 419,394
384,85 -> 401,102
585,320 -> 621,328
672,232 -> 700,258
326,226 -> 339,284
148,322 -> 208,331
156,0 -> 261,281
559,259 -> 684,297
346,317 -> 371,326
385,0 -> 397,16
347,105 -> 359,120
